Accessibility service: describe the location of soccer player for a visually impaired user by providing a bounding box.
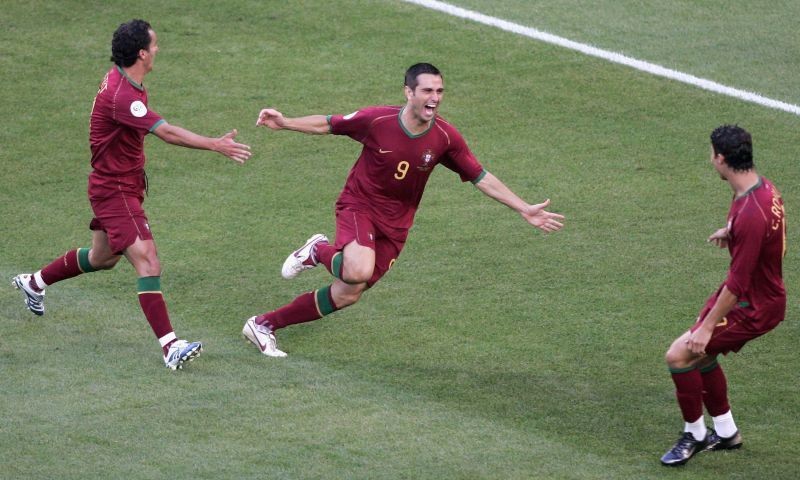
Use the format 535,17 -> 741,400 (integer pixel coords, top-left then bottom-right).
243,62 -> 565,357
12,19 -> 252,370
660,125 -> 786,466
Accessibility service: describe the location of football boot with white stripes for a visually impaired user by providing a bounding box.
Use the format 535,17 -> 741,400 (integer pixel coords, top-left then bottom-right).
12,273 -> 45,316
164,340 -> 203,370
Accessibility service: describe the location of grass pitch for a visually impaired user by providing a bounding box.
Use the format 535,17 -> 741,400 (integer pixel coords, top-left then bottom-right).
1,1 -> 798,478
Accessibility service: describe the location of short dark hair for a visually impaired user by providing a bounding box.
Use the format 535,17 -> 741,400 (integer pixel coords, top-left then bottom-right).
404,63 -> 442,91
110,19 -> 152,67
710,125 -> 753,172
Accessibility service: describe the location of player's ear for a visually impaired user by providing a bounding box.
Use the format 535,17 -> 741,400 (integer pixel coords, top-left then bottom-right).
404,85 -> 413,100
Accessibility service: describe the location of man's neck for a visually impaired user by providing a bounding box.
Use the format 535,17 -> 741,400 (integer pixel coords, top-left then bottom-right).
122,64 -> 147,86
729,171 -> 760,197
400,107 -> 431,135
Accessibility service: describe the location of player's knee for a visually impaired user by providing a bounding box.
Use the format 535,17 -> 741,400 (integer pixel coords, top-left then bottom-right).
336,290 -> 363,308
342,264 -> 374,285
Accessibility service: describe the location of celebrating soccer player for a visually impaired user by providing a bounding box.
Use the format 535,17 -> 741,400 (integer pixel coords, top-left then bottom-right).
244,63 -> 564,357
660,125 -> 786,466
12,19 -> 252,370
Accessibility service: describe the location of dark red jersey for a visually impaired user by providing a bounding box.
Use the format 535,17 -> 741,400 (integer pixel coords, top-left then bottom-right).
89,66 -> 164,183
722,177 -> 786,326
327,106 -> 484,231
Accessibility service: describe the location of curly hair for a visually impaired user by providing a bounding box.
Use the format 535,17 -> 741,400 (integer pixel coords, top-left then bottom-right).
711,125 -> 753,172
110,19 -> 152,68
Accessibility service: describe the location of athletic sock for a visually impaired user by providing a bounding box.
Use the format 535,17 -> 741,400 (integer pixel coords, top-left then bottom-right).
315,242 -> 343,280
37,248 -> 96,287
684,416 -> 707,441
136,276 -> 176,354
256,285 -> 340,330
700,359 -> 731,417
670,367 -> 705,426
711,410 -> 738,438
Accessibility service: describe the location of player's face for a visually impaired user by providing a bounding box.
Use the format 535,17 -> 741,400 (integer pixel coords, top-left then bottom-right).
141,30 -> 159,73
405,74 -> 444,125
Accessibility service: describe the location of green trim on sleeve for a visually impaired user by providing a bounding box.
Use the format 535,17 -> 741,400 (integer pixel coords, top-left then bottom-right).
471,169 -> 488,185
326,115 -> 332,125
137,276 -> 162,293
149,119 -> 165,133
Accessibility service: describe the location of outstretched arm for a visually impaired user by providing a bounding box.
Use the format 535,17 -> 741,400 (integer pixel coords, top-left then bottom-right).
474,172 -> 564,233
152,123 -> 251,164
256,108 -> 330,135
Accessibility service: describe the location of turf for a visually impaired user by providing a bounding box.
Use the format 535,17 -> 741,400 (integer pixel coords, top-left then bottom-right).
1,1 -> 798,478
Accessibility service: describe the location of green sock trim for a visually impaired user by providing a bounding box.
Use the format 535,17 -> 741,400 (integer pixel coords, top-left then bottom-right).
669,366 -> 696,374
316,286 -> 336,316
77,248 -> 96,273
699,358 -> 720,374
331,252 -> 343,280
137,276 -> 161,293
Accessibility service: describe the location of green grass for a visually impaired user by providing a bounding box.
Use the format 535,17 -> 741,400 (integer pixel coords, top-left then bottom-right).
1,1 -> 798,478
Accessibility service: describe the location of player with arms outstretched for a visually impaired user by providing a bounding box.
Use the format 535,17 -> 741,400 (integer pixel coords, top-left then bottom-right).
12,19 -> 251,370
244,63 -> 564,357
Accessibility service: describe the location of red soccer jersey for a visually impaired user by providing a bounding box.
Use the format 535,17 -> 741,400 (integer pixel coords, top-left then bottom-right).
89,65 -> 164,180
328,106 -> 484,231
722,177 -> 786,326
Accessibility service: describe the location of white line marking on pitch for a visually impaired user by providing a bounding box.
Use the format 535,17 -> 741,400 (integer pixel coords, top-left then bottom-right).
401,0 -> 800,116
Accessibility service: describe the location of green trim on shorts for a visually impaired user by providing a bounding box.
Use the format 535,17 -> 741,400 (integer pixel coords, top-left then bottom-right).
137,276 -> 162,293
699,358 -> 720,374
315,285 -> 336,316
77,248 -> 97,273
331,252 -> 343,280
738,301 -> 750,308
668,365 -> 696,374
471,169 -> 488,185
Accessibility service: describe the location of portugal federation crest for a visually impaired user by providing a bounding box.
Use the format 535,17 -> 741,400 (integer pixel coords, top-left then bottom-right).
418,149 -> 435,171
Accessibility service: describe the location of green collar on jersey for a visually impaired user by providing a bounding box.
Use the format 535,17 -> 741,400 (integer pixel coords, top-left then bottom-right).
737,176 -> 763,199
398,106 -> 434,138
116,65 -> 144,91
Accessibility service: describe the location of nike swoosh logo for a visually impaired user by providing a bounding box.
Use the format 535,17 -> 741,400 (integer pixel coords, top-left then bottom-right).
248,323 -> 268,351
378,149 -> 392,154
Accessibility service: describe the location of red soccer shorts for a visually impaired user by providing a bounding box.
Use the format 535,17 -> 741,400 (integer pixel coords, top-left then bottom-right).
333,206 -> 406,287
88,175 -> 153,255
692,299 -> 781,356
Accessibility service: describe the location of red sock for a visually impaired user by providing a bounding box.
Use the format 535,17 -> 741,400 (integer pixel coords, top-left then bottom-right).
670,368 -> 704,422
137,277 -> 176,354
256,286 -> 339,330
40,249 -> 84,285
700,362 -> 731,417
315,242 -> 343,279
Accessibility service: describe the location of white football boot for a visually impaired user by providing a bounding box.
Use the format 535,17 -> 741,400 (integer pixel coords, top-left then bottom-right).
164,340 -> 203,370
242,316 -> 287,357
281,233 -> 328,279
12,273 -> 45,316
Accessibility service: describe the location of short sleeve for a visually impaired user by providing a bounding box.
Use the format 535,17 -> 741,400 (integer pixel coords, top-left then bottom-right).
113,91 -> 164,132
439,127 -> 484,183
328,107 -> 379,143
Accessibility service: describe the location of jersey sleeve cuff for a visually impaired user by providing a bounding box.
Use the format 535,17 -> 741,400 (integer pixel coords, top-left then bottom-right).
149,119 -> 166,133
470,169 -> 488,185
